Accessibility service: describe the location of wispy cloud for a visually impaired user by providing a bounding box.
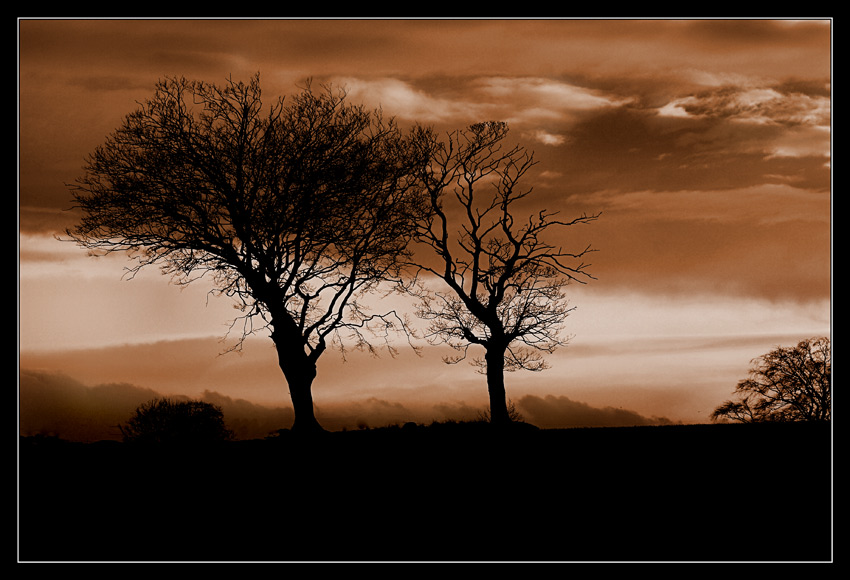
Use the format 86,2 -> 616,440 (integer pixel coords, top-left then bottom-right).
658,85 -> 830,128
474,76 -> 631,118
587,183 -> 830,226
333,76 -> 486,123
334,75 -> 630,133
526,129 -> 566,146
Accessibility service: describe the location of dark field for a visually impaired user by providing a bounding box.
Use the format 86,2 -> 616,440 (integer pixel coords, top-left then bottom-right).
18,421 -> 832,562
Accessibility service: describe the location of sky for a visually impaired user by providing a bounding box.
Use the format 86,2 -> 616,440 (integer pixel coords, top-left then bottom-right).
18,18 -> 832,440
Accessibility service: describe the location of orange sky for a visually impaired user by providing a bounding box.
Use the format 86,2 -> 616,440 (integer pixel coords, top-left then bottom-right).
17,18 -> 832,440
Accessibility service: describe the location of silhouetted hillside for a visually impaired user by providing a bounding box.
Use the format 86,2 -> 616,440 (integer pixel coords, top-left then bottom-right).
18,421 -> 832,562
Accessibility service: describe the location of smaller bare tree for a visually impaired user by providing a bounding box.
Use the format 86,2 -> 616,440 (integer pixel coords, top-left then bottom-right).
711,337 -> 831,423
412,122 -> 599,426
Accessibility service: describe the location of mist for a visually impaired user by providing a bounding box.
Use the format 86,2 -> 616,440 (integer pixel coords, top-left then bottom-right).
18,369 -> 675,442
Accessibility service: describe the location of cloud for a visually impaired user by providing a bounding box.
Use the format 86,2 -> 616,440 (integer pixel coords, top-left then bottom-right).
526,129 -> 566,146
658,85 -> 830,128
517,394 -> 675,429
586,183 -> 830,226
529,94 -> 829,204
633,83 -> 831,182
333,76 -> 485,123
18,206 -> 80,236
474,76 -> 631,121
764,125 -> 831,160
333,75 -> 630,132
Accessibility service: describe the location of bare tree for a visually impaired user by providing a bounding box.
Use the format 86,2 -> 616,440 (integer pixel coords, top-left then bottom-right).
412,122 -> 599,426
711,337 -> 831,423
66,75 -> 430,433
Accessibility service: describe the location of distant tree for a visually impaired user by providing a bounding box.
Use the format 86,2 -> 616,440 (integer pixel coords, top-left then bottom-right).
119,398 -> 234,445
711,337 -> 831,423
66,75 -> 430,433
411,122 -> 599,426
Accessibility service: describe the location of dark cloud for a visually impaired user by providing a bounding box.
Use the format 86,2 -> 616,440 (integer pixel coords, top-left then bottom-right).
680,19 -> 830,52
665,85 -> 829,127
578,199 -> 831,302
20,20 -> 241,77
19,19 -> 831,214
536,105 -> 829,198
19,206 -> 79,236
517,394 -> 675,429
775,79 -> 831,99
66,74 -> 160,94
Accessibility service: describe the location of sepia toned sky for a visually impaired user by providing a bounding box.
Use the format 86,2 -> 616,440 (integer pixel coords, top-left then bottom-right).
18,18 -> 832,439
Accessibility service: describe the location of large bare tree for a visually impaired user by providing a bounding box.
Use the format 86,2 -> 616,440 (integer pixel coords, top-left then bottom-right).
412,121 -> 599,425
66,75 -> 430,433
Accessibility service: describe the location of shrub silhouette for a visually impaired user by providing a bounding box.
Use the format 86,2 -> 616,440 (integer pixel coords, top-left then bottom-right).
119,398 -> 234,445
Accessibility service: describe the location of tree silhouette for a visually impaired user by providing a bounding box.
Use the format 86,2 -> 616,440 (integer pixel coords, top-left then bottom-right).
711,337 -> 831,423
67,75 -> 430,433
119,398 -> 234,445
411,122 -> 599,425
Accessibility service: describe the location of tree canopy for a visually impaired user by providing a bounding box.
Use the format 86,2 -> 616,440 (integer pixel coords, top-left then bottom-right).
67,75 -> 431,432
711,337 -> 831,423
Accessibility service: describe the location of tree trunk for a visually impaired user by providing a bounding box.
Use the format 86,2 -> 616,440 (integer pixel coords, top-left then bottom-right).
270,325 -> 325,433
485,344 -> 511,426
280,356 -> 324,433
